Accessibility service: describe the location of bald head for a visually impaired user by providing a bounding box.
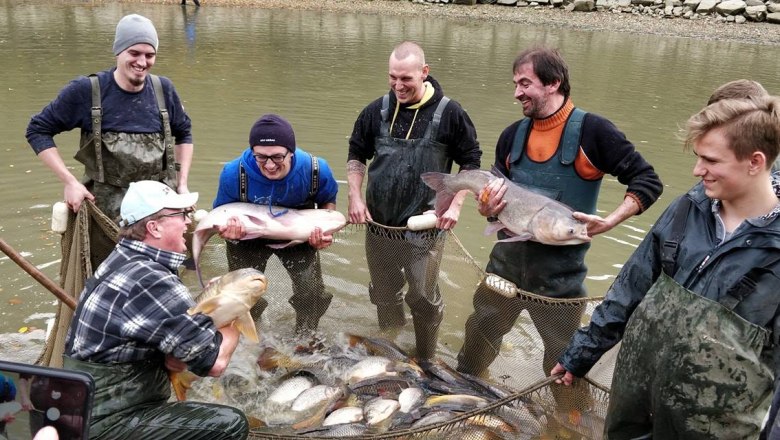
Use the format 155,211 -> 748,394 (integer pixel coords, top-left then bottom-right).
390,41 -> 426,69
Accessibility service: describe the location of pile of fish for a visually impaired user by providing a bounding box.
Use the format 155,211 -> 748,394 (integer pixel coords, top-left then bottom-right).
190,333 -> 547,439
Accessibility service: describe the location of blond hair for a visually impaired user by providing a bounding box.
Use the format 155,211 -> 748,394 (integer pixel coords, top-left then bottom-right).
707,79 -> 768,105
685,96 -> 780,167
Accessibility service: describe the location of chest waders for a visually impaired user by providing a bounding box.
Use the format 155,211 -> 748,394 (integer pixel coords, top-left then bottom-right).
63,257 -> 248,440
458,108 -> 595,382
606,199 -> 774,440
62,255 -> 169,437
73,74 -> 177,269
229,155 -> 331,335
364,94 -> 451,360
365,94 -> 452,227
74,74 -> 177,221
489,108 -> 596,297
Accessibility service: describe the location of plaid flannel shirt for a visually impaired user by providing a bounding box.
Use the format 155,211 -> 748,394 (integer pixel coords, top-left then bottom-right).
65,238 -> 220,376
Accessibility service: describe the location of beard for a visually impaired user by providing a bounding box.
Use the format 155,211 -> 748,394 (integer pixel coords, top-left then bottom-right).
522,96 -> 548,119
128,74 -> 145,87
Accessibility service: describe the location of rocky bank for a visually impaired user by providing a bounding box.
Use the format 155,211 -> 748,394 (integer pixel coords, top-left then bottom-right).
98,0 -> 780,45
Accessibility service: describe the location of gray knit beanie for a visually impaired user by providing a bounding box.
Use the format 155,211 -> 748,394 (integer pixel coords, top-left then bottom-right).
112,14 -> 159,56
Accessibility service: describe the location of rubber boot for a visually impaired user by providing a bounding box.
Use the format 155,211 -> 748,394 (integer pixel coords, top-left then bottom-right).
412,313 -> 441,361
455,321 -> 500,377
376,303 -> 406,330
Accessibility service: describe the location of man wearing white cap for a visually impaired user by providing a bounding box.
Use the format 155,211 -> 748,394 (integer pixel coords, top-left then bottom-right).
62,181 -> 248,439
26,13 -> 195,269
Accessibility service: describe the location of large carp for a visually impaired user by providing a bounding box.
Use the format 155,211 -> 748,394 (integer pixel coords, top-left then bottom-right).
192,202 -> 347,285
170,268 -> 267,401
421,168 -> 590,246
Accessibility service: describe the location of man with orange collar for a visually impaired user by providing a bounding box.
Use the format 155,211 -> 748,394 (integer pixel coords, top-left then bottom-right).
456,46 -> 663,379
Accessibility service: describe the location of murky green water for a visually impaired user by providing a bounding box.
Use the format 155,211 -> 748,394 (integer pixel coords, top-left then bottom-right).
1,0 -> 779,360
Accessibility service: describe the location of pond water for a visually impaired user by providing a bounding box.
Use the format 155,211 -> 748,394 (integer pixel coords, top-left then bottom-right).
1,0 -> 779,360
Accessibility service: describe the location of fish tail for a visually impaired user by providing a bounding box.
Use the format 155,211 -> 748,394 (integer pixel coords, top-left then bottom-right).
420,172 -> 455,217
169,369 -> 200,401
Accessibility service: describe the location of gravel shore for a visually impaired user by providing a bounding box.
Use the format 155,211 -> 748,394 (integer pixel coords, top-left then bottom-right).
108,0 -> 780,45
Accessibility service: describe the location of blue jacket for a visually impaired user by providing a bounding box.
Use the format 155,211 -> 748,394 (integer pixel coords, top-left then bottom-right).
213,148 -> 338,209
560,181 -> 780,381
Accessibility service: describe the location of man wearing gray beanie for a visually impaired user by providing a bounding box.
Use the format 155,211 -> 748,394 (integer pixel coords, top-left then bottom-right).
26,13 -> 195,272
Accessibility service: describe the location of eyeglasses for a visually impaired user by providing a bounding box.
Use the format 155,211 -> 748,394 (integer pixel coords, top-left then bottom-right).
253,152 -> 289,165
158,209 -> 194,221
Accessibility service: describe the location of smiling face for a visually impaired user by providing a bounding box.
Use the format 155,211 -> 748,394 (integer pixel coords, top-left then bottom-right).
253,145 -> 292,180
388,53 -> 429,105
513,62 -> 561,119
692,127 -> 751,202
114,43 -> 156,91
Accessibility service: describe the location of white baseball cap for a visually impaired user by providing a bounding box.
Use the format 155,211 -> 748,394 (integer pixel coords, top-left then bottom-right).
120,181 -> 199,227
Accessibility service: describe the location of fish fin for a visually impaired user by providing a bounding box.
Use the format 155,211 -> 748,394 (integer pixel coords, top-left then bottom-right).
489,165 -> 510,180
235,312 -> 260,343
420,172 -> 457,217
169,369 -> 200,401
191,297 -> 221,316
247,415 -> 266,429
256,346 -> 282,371
497,233 -> 534,243
346,333 -> 362,348
482,221 -> 506,236
266,240 -> 304,249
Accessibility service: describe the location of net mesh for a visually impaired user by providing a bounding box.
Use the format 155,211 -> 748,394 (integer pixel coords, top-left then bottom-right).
182,222 -> 615,439
37,200 -> 118,368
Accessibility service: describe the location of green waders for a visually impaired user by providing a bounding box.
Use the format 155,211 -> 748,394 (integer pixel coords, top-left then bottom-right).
363,94 -> 452,360
62,356 -> 248,440
74,74 -> 178,269
606,272 -> 773,439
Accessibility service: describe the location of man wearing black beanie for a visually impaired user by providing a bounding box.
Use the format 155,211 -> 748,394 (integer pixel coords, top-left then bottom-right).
213,114 -> 339,335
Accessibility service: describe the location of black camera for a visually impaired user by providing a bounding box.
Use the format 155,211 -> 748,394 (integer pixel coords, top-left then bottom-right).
0,360 -> 94,440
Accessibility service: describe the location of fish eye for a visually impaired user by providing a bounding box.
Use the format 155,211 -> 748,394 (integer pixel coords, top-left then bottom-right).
568,228 -> 574,235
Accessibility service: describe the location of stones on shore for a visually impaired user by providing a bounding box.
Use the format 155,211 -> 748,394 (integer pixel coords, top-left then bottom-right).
417,0 -> 780,23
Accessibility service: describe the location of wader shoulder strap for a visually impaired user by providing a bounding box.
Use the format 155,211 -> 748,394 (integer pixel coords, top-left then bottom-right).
661,197 -> 692,276
239,163 -> 248,203
427,96 -> 451,141
508,108 -> 587,166
379,94 -> 391,137
508,118 -> 532,166
560,108 -> 586,165
150,75 -> 178,182
89,75 -> 104,182
309,154 -> 320,205
720,253 -> 780,311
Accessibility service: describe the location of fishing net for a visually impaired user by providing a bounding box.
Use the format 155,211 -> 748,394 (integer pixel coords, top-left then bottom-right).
36,200 -> 118,368
185,222 -> 615,439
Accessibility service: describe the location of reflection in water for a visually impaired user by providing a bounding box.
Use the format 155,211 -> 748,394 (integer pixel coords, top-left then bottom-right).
182,4 -> 199,51
0,1 -> 779,339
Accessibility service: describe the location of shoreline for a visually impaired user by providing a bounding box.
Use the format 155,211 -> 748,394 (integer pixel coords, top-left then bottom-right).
95,0 -> 780,45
